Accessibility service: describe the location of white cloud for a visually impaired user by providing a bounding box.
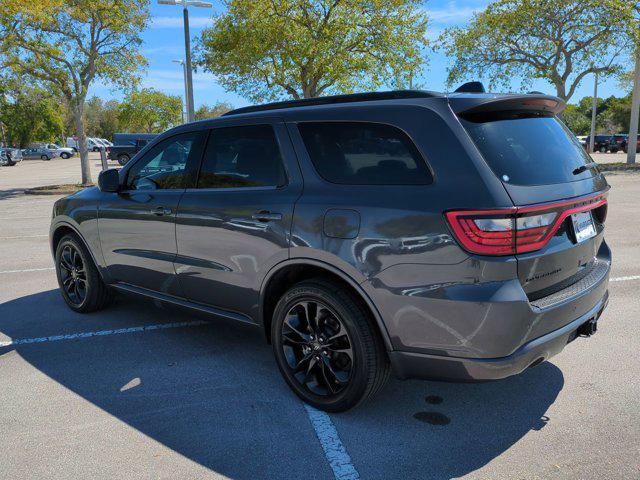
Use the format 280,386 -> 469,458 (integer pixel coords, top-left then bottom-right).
150,15 -> 212,28
426,1 -> 488,25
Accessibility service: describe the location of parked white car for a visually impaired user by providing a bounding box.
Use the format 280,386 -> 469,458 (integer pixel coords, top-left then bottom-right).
66,137 -> 103,152
46,143 -> 76,159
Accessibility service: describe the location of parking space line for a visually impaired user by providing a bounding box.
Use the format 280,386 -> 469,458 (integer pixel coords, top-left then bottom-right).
303,404 -> 360,480
0,320 -> 209,348
0,234 -> 48,239
0,267 -> 55,275
610,275 -> 640,282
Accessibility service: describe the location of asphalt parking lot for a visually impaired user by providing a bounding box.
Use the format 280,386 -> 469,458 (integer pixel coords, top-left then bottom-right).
1,155 -> 640,479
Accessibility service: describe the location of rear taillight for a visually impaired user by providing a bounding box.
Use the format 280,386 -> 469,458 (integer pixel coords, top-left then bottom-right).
445,192 -> 608,256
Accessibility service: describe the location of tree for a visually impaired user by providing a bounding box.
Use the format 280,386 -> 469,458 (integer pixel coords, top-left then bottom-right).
118,88 -> 183,133
0,0 -> 149,184
196,0 -> 429,102
195,101 -> 234,120
85,96 -> 121,141
441,0 -> 637,102
0,79 -> 64,147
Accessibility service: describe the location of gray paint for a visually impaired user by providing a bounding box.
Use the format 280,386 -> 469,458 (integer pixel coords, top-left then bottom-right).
50,93 -> 611,381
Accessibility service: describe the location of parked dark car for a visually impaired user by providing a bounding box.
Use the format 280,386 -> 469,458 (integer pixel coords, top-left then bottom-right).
585,135 -> 617,153
50,90 -> 611,412
0,148 -> 22,166
22,147 -> 55,161
612,134 -> 628,152
108,133 -> 158,166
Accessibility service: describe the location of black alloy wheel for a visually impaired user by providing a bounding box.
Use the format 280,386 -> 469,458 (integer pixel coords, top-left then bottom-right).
55,234 -> 112,313
272,279 -> 389,412
281,300 -> 354,396
58,243 -> 88,306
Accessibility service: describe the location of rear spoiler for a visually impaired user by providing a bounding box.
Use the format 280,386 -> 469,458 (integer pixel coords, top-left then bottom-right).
449,94 -> 566,117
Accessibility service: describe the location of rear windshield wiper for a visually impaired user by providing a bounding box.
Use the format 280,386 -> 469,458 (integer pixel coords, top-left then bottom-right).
573,162 -> 599,175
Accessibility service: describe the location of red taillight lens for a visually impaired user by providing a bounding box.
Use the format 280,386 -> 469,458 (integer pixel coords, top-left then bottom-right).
445,192 -> 608,256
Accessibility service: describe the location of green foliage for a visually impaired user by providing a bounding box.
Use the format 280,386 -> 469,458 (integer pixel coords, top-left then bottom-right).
195,102 -> 234,120
196,0 -> 429,102
0,83 -> 64,147
85,97 -> 121,141
442,0 -> 636,101
0,0 -> 150,183
563,94 -> 635,135
118,88 -> 183,133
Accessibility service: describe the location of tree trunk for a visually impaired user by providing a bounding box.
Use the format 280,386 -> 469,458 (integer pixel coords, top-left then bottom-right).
72,99 -> 91,186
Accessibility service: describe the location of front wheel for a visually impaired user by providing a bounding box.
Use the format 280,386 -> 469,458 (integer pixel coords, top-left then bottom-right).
60,152 -> 70,159
117,154 -> 130,166
271,279 -> 389,412
55,234 -> 112,313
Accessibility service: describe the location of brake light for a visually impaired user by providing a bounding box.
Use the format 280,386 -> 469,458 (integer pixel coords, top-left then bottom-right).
445,192 -> 608,256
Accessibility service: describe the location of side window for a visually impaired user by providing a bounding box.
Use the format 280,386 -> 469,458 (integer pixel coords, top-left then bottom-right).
197,125 -> 287,189
298,122 -> 433,185
126,132 -> 198,190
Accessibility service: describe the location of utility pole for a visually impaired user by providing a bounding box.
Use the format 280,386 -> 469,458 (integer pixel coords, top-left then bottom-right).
628,50 -> 640,165
158,0 -> 212,123
589,72 -> 598,154
173,59 -> 189,123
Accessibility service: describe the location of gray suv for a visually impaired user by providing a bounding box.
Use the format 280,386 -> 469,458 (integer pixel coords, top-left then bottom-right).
50,90 -> 611,411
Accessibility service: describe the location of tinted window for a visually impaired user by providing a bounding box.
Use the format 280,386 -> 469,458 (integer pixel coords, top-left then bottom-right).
461,114 -> 596,185
197,125 -> 286,188
298,122 -> 432,185
126,132 -> 198,190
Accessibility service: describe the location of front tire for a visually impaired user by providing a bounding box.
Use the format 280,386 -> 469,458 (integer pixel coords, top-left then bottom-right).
117,154 -> 130,166
60,152 -> 70,159
55,234 -> 112,313
271,279 -> 389,412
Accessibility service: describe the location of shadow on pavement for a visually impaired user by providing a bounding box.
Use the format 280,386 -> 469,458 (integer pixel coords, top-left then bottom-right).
1,289 -> 563,480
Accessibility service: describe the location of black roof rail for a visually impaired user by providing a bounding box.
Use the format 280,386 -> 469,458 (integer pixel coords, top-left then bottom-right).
223,90 -> 439,116
454,81 -> 486,93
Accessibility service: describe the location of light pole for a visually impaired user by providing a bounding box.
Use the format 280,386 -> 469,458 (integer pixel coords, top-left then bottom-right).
172,59 -> 189,123
589,72 -> 598,154
158,0 -> 212,122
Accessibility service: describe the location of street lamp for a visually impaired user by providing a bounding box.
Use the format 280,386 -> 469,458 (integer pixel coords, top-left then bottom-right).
172,59 -> 189,123
158,0 -> 213,122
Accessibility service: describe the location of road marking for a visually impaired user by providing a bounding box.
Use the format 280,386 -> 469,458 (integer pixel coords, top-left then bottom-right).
0,215 -> 50,220
0,234 -> 48,239
0,320 -> 209,348
0,267 -> 55,275
303,404 -> 360,480
610,275 -> 640,282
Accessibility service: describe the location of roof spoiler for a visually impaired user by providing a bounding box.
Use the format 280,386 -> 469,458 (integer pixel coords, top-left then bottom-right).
450,94 -> 566,116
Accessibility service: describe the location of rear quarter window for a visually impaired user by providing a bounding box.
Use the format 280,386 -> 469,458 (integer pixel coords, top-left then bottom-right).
461,114 -> 597,185
298,122 -> 433,185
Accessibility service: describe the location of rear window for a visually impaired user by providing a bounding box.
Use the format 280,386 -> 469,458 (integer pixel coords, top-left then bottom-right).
461,114 -> 596,185
298,122 -> 432,185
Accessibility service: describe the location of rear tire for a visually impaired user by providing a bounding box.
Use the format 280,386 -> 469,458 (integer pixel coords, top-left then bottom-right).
41,155 -> 50,160
117,154 -> 130,166
55,233 -> 112,313
271,278 -> 390,412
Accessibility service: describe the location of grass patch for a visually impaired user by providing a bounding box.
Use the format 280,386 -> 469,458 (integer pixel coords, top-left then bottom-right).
25,183 -> 93,195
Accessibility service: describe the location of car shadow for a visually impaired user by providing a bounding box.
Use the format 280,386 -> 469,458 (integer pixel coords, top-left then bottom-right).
1,289 -> 564,479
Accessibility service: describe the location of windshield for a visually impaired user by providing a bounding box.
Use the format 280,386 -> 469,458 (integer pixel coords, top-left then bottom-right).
461,114 -> 596,185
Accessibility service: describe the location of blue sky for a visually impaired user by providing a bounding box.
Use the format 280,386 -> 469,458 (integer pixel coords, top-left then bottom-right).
91,0 -> 627,108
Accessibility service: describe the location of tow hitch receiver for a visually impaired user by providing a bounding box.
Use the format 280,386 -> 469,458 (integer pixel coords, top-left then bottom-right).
577,318 -> 598,337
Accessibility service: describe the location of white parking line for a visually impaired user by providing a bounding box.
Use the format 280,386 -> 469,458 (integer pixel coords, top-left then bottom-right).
0,267 -> 55,275
0,234 -> 48,240
0,320 -> 209,348
303,404 -> 360,480
610,275 -> 640,282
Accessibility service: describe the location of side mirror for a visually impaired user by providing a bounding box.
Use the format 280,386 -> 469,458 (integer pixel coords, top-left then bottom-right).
98,168 -> 121,193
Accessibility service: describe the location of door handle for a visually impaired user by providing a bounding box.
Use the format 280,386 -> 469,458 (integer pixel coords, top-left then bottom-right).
152,206 -> 172,216
252,211 -> 282,222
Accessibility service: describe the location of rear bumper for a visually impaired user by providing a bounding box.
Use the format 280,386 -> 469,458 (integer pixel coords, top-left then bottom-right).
390,291 -> 608,381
